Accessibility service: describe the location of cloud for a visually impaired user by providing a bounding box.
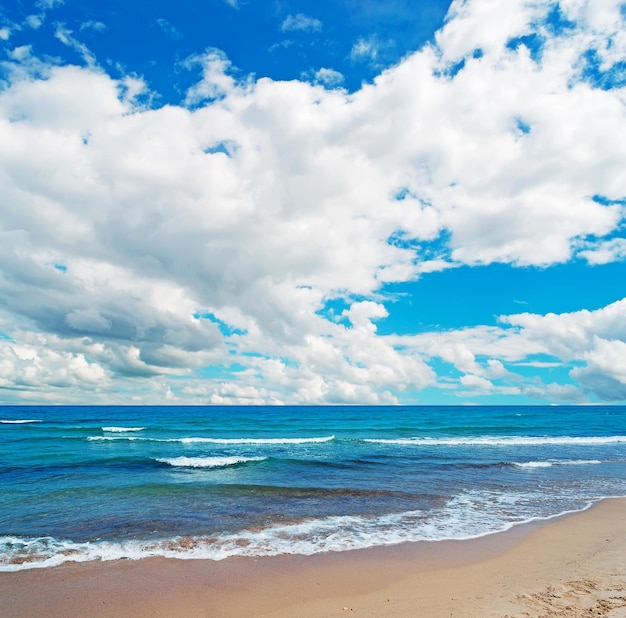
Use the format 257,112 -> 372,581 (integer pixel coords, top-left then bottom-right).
156,18 -> 182,40
36,0 -> 65,8
54,24 -> 97,67
0,28 -> 10,41
0,331 -> 109,402
65,308 -> 112,333
311,68 -> 344,88
1,0 -> 625,403
578,237 -> 626,265
25,0 -> 65,30
522,381 -> 586,403
389,298 -> 626,402
280,14 -> 322,33
459,374 -> 496,392
268,40 -> 294,54
25,15 -> 44,29
501,299 -> 626,400
183,49 -> 238,105
572,338 -> 626,401
502,300 -> 626,361
80,21 -> 106,32
350,36 -> 380,62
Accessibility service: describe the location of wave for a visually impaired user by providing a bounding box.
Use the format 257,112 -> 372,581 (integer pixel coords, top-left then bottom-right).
0,419 -> 41,424
513,459 -> 602,469
102,427 -> 146,433
178,436 -> 335,445
3,494 -> 619,572
85,434 -> 621,446
155,456 -> 267,469
364,436 -> 626,446
88,436 -> 144,441
87,435 -> 335,444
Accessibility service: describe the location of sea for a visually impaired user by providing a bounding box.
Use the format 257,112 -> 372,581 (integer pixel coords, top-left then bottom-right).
1,405 -> 625,571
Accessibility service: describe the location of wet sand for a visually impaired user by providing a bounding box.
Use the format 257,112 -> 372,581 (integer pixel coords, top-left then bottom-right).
2,498 -> 625,617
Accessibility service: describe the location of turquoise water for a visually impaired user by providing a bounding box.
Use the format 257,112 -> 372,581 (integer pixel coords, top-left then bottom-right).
1,405 -> 625,570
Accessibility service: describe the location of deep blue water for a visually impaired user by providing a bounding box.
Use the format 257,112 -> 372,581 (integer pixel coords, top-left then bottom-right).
1,405 -> 625,570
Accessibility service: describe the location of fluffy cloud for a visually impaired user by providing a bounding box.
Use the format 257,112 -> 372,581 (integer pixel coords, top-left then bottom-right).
578,238 -> 626,265
502,300 -> 626,360
0,329 -> 109,402
503,300 -> 626,400
0,0 -> 625,403
391,299 -> 626,402
312,68 -> 344,88
573,339 -> 626,401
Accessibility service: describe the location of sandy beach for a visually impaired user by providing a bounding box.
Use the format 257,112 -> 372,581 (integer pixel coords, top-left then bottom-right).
2,497 -> 625,617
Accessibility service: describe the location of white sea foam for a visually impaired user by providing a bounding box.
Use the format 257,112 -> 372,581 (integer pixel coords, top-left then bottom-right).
178,436 -> 335,445
155,456 -> 267,468
514,459 -> 602,468
87,435 -> 335,444
88,436 -> 142,441
0,419 -> 41,424
3,493 -> 619,572
365,436 -> 626,446
102,426 -> 146,433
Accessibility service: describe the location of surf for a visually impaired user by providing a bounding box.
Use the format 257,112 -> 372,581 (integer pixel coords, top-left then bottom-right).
154,456 -> 267,468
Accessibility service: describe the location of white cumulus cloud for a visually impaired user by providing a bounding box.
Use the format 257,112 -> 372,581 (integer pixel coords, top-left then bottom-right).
0,0 -> 625,403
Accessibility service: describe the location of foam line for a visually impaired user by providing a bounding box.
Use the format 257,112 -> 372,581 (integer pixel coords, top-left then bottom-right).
1,419 -> 41,424
88,435 -> 335,444
364,436 -> 626,446
155,456 -> 267,468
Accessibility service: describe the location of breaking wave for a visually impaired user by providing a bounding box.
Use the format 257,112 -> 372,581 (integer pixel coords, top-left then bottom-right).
155,456 -> 267,468
0,493 -> 606,572
513,459 -> 602,469
88,435 -> 335,444
1,419 -> 41,424
365,436 -> 626,446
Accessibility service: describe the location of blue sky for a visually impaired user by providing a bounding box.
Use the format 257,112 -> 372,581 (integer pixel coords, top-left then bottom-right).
1,0 -> 625,405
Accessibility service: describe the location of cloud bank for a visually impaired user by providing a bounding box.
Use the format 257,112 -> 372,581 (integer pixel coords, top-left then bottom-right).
0,0 -> 625,404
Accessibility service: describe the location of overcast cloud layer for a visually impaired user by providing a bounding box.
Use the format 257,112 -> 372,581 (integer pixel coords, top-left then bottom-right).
1,0 -> 625,404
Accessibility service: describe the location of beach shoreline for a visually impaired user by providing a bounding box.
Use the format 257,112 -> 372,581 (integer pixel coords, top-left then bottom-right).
2,497 -> 625,617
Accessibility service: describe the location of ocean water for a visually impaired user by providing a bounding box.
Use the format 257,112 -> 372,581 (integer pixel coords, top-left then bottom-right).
1,405 -> 625,571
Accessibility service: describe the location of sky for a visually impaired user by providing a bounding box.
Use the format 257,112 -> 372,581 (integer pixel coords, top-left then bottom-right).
0,0 -> 625,406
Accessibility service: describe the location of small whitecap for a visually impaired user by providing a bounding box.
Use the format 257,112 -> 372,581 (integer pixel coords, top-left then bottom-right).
155,456 -> 267,468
